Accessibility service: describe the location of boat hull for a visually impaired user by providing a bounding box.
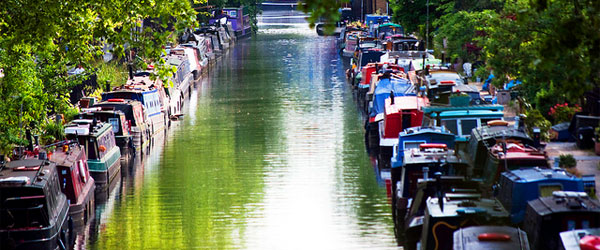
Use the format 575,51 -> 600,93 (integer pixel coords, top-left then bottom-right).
68,178 -> 96,228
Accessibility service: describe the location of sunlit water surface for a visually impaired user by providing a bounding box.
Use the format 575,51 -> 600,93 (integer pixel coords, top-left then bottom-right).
84,11 -> 398,250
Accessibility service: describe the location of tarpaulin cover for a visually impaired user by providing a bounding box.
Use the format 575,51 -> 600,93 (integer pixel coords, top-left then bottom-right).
370,78 -> 415,117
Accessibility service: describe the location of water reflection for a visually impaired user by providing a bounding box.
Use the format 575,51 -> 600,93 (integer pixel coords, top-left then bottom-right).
83,13 -> 398,250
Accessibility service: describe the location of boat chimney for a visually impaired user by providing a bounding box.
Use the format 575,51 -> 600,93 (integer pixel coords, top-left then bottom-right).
105,80 -> 111,92
533,127 -> 541,148
92,118 -> 97,128
423,167 -> 429,180
38,151 -> 47,160
26,129 -> 33,151
435,172 -> 444,212
390,91 -> 395,104
128,64 -> 134,80
34,134 -> 39,147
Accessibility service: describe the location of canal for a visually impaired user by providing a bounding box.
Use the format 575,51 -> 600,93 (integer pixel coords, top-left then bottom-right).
84,11 -> 398,249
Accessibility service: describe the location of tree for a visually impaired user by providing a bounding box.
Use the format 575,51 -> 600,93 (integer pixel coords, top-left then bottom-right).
0,0 -> 199,155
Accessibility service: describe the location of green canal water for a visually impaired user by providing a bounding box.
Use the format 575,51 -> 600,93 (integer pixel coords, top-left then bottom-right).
86,18 -> 398,250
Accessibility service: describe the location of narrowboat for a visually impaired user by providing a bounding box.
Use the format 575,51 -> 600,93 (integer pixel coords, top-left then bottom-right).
165,54 -> 194,101
417,69 -> 467,100
401,176 -> 482,250
221,6 -> 252,38
194,27 -> 223,54
392,143 -> 470,236
180,43 -> 209,75
523,191 -> 600,250
92,99 -> 149,154
351,48 -> 385,85
342,31 -> 363,57
498,168 -> 589,224
0,159 -> 71,250
453,226 -> 530,250
49,142 -> 95,227
420,194 -> 510,250
169,47 -> 202,80
559,228 -> 600,250
64,120 -> 121,198
362,63 -> 407,111
421,104 -> 505,142
375,23 -> 404,40
462,123 -> 549,185
102,73 -> 168,138
366,75 -> 415,154
377,96 -> 429,170
78,108 -> 135,160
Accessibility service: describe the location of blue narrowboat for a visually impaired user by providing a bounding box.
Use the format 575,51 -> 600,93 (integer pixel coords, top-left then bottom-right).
498,168 -> 589,224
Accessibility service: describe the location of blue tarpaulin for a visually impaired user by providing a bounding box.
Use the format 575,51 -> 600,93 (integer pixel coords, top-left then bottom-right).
370,78 -> 415,117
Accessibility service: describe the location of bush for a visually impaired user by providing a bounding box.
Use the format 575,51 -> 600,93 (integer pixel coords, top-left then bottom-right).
548,103 -> 581,124
41,121 -> 65,145
523,109 -> 552,141
558,154 -> 576,168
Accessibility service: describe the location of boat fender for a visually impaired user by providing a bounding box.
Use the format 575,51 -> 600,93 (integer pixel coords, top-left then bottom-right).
487,120 -> 508,126
78,160 -> 87,183
478,233 -> 511,241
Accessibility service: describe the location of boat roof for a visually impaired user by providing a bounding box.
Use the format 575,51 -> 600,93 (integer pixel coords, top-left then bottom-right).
527,192 -> 600,216
403,148 -> 464,165
454,226 -> 529,250
378,23 -> 402,28
385,96 -> 428,114
432,110 -> 504,118
423,104 -> 504,114
398,126 -> 457,149
502,168 -> 580,183
64,120 -> 112,137
470,125 -> 533,145
0,159 -> 56,189
427,196 -> 509,218
50,143 -> 85,168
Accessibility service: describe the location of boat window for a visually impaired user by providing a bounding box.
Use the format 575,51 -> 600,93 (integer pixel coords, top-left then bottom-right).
0,188 -> 49,229
582,220 -> 590,229
460,119 -> 478,136
567,220 -> 576,230
441,119 -> 458,135
539,184 -> 562,197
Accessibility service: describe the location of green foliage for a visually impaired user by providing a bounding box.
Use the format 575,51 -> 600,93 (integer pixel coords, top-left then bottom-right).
95,61 -> 128,89
558,154 -> 577,168
548,103 -> 580,124
40,121 -> 65,146
523,109 -> 552,141
298,0 -> 347,32
0,0 -> 198,155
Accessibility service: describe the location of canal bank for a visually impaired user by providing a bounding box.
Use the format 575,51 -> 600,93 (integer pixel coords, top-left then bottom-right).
84,12 -> 398,249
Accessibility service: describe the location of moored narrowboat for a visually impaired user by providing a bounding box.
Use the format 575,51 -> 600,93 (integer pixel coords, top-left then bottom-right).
79,108 -> 134,161
49,142 -> 95,228
523,191 -> 600,250
377,95 -> 429,169
420,195 -> 510,250
64,120 -> 121,199
92,99 -> 149,154
0,159 -> 71,250
498,168 -> 590,224
401,176 -> 481,250
421,104 -> 504,143
453,226 -> 530,250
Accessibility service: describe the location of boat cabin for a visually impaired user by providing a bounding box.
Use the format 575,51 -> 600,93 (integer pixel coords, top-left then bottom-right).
0,159 -> 71,250
421,195 -> 510,250
92,99 -> 148,153
64,120 -> 121,195
376,23 -> 404,40
379,96 -> 429,147
523,191 -> 600,250
49,142 -> 95,227
498,168 -> 587,224
453,226 -> 530,250
79,108 -> 133,158
394,143 -> 470,211
422,104 -> 505,142
401,176 -> 482,250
